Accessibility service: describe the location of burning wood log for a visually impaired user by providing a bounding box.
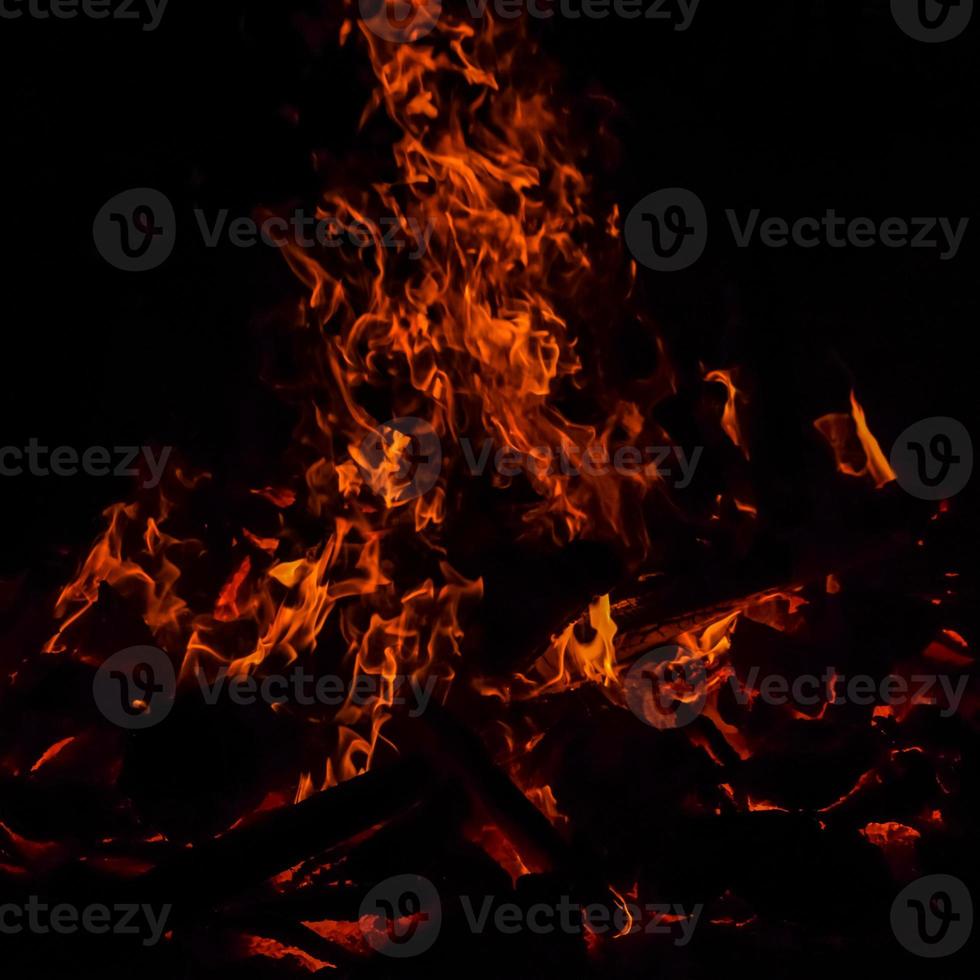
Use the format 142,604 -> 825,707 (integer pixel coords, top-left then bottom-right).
546,497 -> 923,674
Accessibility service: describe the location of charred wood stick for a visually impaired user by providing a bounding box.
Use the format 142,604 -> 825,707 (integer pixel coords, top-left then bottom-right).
611,586 -> 794,664
400,704 -> 571,873
613,521 -> 917,664
399,704 -> 615,907
525,517 -> 921,677
464,485 -> 924,680
220,792 -> 465,923
480,488 -> 925,681
137,758 -> 431,911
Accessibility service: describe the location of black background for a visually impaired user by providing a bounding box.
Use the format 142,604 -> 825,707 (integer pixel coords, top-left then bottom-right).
0,1 -> 976,591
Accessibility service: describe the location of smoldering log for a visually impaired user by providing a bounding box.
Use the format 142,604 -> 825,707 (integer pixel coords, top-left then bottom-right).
547,515 -> 920,676
136,758 -> 431,910
396,703 -> 617,907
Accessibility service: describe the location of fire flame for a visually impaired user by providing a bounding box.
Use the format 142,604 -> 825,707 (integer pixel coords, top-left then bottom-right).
814,390 -> 896,488
11,7 -> 932,971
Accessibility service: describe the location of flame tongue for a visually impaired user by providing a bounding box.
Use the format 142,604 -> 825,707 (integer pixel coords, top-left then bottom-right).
814,390 -> 896,488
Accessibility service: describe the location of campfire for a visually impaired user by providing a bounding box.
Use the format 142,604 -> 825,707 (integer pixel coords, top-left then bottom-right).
1,3 -> 974,978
